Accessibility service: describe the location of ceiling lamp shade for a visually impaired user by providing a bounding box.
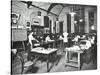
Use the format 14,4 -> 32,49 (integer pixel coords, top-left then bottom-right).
69,5 -> 76,16
69,12 -> 76,16
74,21 -> 77,24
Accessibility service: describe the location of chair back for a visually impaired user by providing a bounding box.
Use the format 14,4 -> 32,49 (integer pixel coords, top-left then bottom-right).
11,55 -> 23,74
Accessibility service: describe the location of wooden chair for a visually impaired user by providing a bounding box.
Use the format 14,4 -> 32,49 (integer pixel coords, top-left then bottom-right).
17,51 -> 34,74
11,53 -> 23,74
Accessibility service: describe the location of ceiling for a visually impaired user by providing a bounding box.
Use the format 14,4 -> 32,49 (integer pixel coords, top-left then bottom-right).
12,0 -> 97,16
32,2 -> 51,10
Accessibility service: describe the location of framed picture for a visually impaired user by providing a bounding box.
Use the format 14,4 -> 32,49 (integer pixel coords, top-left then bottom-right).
32,18 -> 40,25
11,13 -> 20,24
25,20 -> 31,31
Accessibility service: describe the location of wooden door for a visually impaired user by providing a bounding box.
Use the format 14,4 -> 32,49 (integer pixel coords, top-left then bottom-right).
59,21 -> 63,34
67,14 -> 71,33
44,16 -> 49,27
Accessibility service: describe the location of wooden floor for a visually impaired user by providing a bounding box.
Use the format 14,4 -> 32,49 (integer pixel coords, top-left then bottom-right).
24,48 -> 97,74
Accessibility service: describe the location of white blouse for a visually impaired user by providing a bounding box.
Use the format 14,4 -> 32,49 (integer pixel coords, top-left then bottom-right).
63,32 -> 68,43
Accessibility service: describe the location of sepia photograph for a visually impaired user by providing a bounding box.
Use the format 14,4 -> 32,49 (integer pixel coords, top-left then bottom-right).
11,0 -> 97,74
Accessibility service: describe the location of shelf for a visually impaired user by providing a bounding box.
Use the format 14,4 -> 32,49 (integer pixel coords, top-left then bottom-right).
69,60 -> 78,63
65,62 -> 79,68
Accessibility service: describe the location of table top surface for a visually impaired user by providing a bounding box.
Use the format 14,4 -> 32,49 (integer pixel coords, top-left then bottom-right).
65,45 -> 84,53
31,47 -> 58,54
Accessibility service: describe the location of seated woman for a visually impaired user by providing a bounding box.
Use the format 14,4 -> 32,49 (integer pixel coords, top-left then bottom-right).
85,39 -> 92,50
59,34 -> 63,40
72,35 -> 80,44
79,36 -> 92,50
82,37 -> 93,64
39,35 -> 44,42
45,35 -> 54,42
45,35 -> 50,42
81,35 -> 86,39
90,35 -> 95,45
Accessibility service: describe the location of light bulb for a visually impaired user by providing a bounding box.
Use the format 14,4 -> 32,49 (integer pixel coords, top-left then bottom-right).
74,21 -> 77,24
91,25 -> 95,30
79,19 -> 83,22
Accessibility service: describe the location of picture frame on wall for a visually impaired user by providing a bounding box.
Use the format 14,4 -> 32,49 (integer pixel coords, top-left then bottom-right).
11,13 -> 20,24
25,20 -> 31,27
31,18 -> 41,25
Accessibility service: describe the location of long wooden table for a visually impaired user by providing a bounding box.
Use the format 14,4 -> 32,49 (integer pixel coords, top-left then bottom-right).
34,39 -> 63,48
31,47 -> 58,72
64,45 -> 85,70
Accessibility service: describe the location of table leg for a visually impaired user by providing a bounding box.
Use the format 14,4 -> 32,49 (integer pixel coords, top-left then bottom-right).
48,44 -> 50,48
69,52 -> 71,60
60,40 -> 62,48
22,41 -> 25,51
53,42 -> 55,48
78,53 -> 81,70
65,51 -> 68,63
47,58 -> 49,72
46,52 -> 57,72
55,52 -> 59,65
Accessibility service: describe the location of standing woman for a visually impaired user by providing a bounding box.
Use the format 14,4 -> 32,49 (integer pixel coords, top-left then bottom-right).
27,31 -> 39,61
28,31 -> 39,49
63,32 -> 68,49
